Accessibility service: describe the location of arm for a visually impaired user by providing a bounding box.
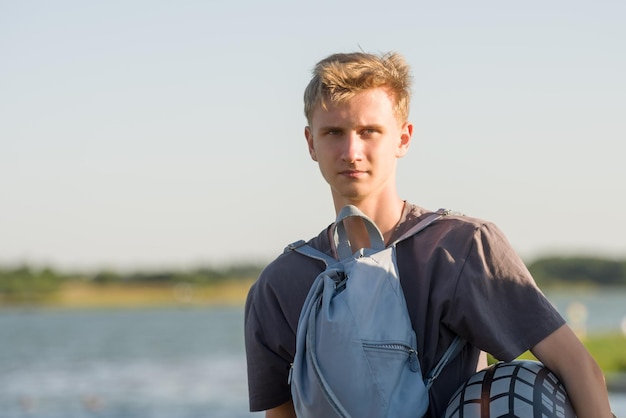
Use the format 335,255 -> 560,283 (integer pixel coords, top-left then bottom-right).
531,323 -> 613,418
266,400 -> 296,418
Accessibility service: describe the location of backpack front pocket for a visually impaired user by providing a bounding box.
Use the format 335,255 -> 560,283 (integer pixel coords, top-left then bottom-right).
362,342 -> 421,373
362,341 -> 424,410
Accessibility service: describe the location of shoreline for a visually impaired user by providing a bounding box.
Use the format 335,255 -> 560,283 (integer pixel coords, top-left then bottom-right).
0,280 -> 254,310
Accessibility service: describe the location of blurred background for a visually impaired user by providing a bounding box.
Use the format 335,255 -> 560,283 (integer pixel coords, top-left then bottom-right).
1,0 -> 625,416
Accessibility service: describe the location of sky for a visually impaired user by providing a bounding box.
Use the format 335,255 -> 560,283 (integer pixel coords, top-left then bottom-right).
1,0 -> 625,271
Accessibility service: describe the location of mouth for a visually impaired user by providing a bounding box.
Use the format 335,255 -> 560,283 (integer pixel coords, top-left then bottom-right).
339,169 -> 368,179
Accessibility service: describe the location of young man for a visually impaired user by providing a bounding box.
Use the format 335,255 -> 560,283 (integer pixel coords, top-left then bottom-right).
244,52 -> 613,417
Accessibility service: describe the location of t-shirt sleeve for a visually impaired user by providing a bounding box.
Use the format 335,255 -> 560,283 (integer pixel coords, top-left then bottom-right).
447,221 -> 565,361
244,249 -> 322,412
244,276 -> 295,412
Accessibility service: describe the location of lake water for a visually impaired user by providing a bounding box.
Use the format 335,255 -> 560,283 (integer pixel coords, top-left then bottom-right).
1,288 -> 625,417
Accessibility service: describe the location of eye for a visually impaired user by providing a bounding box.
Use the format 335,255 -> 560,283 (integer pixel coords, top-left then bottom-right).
360,127 -> 380,137
323,128 -> 343,137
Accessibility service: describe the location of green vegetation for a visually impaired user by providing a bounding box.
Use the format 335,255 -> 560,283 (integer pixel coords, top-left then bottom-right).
46,280 -> 255,309
487,332 -> 626,376
1,255 -> 625,304
528,256 -> 626,287
89,263 -> 263,284
2,257 -> 625,378
0,265 -> 65,303
491,334 -> 626,373
0,263 -> 264,305
582,333 -> 626,374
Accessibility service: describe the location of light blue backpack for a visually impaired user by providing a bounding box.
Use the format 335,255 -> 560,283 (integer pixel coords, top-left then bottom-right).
287,205 -> 464,418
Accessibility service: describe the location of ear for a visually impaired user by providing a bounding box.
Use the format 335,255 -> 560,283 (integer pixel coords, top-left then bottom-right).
305,126 -> 318,161
396,121 -> 413,158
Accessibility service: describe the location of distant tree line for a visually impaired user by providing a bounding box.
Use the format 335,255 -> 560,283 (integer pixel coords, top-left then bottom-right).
527,256 -> 626,287
1,256 -> 625,303
90,264 -> 263,284
0,263 -> 264,303
0,266 -> 64,302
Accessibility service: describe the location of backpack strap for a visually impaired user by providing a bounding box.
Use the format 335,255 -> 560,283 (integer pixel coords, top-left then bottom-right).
291,207 -> 456,262
285,240 -> 337,267
333,205 -> 385,260
286,205 -> 386,263
424,336 -> 466,390
391,208 -> 467,389
392,208 -> 452,246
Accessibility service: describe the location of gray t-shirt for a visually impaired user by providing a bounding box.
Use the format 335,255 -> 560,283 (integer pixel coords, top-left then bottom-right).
244,203 -> 565,417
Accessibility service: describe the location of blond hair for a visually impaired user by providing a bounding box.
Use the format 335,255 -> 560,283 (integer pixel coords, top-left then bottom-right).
303,52 -> 412,124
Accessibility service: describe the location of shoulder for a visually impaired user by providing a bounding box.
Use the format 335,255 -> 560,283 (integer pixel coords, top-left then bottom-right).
402,203 -> 491,232
246,225 -> 333,322
393,204 -> 504,292
397,204 -> 524,287
258,225 -> 332,286
400,203 -> 504,252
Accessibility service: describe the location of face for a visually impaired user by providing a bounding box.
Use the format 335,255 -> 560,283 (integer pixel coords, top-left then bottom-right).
305,87 -> 412,207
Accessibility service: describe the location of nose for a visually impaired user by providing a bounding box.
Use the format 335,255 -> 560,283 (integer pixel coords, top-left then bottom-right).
341,132 -> 363,163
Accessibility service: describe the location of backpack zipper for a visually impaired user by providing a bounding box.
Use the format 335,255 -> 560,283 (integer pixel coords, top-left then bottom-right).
362,342 -> 421,372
